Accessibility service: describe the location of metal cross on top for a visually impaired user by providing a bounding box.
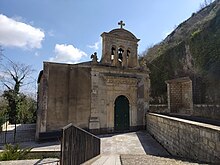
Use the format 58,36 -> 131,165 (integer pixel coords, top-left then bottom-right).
118,20 -> 125,29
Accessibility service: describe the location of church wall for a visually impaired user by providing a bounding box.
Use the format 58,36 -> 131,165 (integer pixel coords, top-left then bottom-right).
90,66 -> 149,133
104,80 -> 138,129
36,63 -> 49,139
37,25 -> 151,137
35,72 -> 44,139
47,64 -> 70,130
68,66 -> 91,128
44,63 -> 91,131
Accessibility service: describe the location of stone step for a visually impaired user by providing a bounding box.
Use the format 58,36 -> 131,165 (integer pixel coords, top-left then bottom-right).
91,155 -> 121,165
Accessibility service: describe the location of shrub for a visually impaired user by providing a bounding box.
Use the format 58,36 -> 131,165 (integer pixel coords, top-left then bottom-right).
0,144 -> 32,161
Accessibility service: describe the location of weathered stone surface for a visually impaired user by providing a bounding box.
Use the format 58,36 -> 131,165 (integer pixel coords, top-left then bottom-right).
147,113 -> 220,164
193,104 -> 220,120
99,131 -> 169,156
120,155 -> 206,165
166,77 -> 193,114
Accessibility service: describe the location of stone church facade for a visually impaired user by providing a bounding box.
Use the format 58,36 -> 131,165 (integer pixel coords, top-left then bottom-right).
36,22 -> 150,139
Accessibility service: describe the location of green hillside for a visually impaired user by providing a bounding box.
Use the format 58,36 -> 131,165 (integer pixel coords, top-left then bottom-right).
143,0 -> 220,104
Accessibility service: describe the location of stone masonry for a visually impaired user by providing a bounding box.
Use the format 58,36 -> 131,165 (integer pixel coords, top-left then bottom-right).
166,77 -> 193,114
36,22 -> 150,139
147,113 -> 220,164
149,76 -> 220,120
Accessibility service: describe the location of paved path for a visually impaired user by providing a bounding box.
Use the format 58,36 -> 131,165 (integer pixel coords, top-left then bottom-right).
0,131 -> 206,165
120,155 -> 205,165
91,131 -> 205,165
99,131 -> 169,156
0,158 -> 60,165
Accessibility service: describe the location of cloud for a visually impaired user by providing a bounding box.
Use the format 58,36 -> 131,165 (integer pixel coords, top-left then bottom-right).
34,52 -> 40,56
88,38 -> 101,50
49,44 -> 87,63
12,15 -> 26,22
0,14 -> 45,49
48,30 -> 55,37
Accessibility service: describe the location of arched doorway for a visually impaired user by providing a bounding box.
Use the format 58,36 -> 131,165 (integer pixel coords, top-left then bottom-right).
114,95 -> 129,131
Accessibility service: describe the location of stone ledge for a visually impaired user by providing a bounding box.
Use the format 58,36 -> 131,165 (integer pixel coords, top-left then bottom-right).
149,104 -> 168,107
194,104 -> 220,108
148,113 -> 220,131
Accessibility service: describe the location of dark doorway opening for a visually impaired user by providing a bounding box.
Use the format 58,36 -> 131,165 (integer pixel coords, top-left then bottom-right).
114,95 -> 130,131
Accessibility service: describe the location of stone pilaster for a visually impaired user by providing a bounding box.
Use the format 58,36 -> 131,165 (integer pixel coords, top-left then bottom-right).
89,69 -> 100,130
122,48 -> 127,67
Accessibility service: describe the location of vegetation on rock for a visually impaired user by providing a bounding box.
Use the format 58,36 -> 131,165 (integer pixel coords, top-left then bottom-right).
142,0 -> 220,104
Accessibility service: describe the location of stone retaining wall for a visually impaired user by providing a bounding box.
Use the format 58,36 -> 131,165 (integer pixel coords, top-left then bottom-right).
149,104 -> 169,113
146,113 -> 220,163
193,104 -> 220,120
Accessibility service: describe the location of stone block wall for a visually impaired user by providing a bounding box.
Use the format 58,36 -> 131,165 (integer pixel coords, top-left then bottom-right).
168,83 -> 182,112
166,77 -> 193,114
149,104 -> 169,113
193,104 -> 220,120
146,113 -> 220,163
181,81 -> 193,110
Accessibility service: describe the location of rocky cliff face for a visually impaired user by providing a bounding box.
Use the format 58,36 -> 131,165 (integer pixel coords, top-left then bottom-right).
143,0 -> 220,104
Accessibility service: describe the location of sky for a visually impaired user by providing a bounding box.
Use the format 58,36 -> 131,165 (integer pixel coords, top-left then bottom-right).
0,0 -> 206,93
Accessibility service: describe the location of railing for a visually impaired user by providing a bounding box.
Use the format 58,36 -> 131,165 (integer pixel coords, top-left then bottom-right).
61,123 -> 100,165
0,124 -> 36,144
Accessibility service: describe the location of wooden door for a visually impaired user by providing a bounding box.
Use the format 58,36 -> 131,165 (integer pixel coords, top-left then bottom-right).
114,95 -> 129,131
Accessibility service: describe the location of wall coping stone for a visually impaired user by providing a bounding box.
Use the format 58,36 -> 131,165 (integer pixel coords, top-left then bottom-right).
165,77 -> 191,84
149,104 -> 168,107
194,104 -> 220,108
148,113 -> 220,131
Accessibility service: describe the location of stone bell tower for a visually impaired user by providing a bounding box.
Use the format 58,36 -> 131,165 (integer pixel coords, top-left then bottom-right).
100,21 -> 140,68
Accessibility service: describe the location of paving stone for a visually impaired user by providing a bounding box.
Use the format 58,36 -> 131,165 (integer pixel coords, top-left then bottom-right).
1,131 -> 207,165
99,131 -> 169,156
0,158 -> 60,165
120,155 -> 207,165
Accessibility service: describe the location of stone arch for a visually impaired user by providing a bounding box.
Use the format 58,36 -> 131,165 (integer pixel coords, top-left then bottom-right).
111,45 -> 116,61
127,48 -> 131,58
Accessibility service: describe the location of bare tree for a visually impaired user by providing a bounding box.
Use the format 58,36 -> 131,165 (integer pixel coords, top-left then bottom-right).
0,54 -> 35,142
1,61 -> 35,93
